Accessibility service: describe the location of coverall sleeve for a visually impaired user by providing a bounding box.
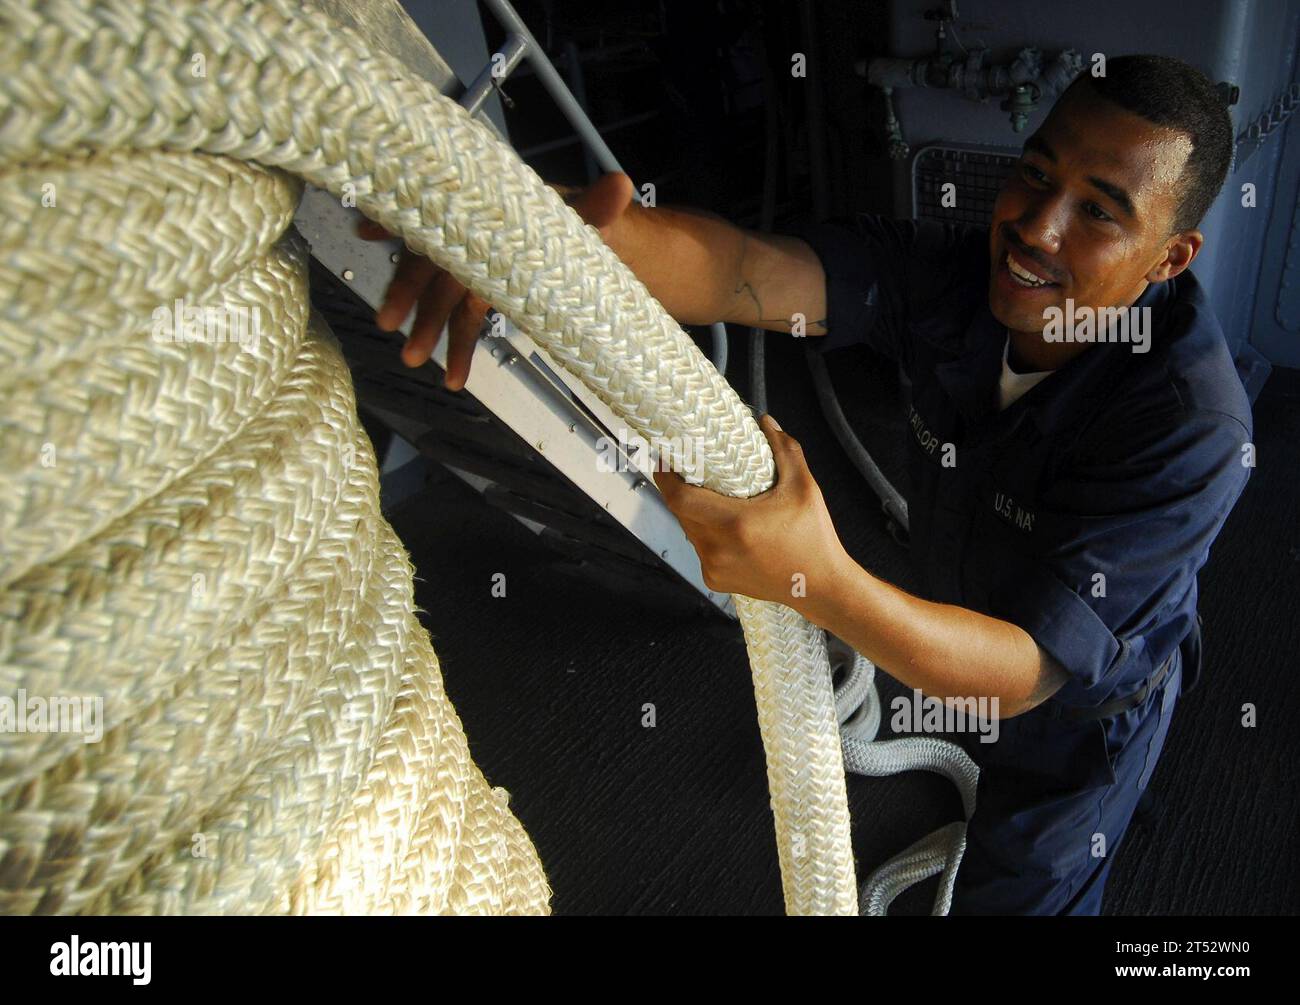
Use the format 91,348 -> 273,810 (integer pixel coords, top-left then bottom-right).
984,396 -> 1253,693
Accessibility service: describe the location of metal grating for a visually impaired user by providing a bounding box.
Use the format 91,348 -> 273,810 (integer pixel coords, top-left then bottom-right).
912,144 -> 1019,225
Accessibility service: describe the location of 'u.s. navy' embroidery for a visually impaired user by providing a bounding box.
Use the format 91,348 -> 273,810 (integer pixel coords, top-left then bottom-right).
991,489 -> 1036,533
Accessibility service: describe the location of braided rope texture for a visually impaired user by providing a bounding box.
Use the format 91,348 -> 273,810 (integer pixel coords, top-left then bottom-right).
1,0 -> 858,913
0,16 -> 549,914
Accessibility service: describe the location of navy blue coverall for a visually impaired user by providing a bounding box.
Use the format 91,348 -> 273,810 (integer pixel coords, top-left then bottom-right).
792,214 -> 1253,914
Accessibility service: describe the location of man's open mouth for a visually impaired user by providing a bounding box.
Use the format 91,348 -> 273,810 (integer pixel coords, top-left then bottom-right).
1001,249 -> 1061,290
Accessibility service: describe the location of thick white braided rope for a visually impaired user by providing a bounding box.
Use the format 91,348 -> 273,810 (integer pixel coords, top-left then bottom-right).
1,158 -> 551,914
1,0 -> 974,915
0,6 -> 551,913
0,0 -> 853,914
4,217 -> 550,914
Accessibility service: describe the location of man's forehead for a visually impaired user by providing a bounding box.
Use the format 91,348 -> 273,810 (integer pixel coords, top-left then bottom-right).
1032,90 -> 1193,213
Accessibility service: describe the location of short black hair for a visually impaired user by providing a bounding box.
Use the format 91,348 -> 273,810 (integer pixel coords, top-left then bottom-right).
1059,54 -> 1233,233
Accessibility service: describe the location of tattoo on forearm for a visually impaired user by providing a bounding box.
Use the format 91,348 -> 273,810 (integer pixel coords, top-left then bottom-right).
731,234 -> 828,334
735,280 -> 764,320
733,234 -> 763,319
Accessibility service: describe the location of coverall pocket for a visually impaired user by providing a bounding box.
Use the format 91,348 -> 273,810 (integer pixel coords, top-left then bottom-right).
981,710 -> 1117,795
968,712 -> 1118,880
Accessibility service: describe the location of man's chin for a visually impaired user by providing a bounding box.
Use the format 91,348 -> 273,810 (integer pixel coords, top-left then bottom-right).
988,292 -> 1046,335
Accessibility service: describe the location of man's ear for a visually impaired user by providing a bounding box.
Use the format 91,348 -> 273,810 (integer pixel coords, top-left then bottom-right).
1148,229 -> 1203,282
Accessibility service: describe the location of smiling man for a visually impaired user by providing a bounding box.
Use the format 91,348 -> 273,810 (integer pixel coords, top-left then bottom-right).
370,53 -> 1252,915
655,53 -> 1250,915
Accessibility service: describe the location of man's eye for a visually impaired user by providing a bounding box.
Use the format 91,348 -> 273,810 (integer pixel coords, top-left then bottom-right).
1021,164 -> 1047,183
1085,203 -> 1112,222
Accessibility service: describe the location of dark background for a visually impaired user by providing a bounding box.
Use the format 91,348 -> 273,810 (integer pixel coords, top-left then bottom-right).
483,0 -> 893,224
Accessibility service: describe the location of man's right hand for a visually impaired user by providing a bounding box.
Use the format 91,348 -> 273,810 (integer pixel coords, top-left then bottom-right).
356,171 -> 636,390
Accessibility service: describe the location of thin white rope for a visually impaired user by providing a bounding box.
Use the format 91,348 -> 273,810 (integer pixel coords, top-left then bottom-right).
831,642 -> 978,914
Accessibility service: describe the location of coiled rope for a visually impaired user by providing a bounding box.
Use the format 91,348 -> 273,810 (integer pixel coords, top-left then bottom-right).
0,0 -> 973,915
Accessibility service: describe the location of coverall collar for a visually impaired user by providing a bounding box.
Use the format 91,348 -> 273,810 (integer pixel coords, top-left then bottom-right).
933,278 -> 1173,443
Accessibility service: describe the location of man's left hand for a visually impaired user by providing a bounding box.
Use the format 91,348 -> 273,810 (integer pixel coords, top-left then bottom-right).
652,413 -> 848,607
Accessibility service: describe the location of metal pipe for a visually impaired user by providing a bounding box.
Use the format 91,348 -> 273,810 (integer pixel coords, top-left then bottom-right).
859,47 -> 1083,133
710,325 -> 728,378
805,349 -> 910,533
481,0 -> 623,176
462,32 -> 528,118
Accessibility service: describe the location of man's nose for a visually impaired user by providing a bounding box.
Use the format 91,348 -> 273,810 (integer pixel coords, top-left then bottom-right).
1014,193 -> 1068,259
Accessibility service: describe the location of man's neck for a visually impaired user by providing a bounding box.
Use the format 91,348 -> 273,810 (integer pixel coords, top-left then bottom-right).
1007,278 -> 1152,372
1006,330 -> 1079,373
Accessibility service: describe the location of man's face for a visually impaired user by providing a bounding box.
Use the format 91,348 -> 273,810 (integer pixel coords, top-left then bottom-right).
988,84 -> 1195,335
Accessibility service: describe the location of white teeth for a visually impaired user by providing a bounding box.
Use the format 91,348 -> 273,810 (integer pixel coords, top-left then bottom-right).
1006,253 -> 1050,287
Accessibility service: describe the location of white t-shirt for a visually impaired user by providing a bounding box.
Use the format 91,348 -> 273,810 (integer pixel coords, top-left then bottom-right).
997,333 -> 1053,411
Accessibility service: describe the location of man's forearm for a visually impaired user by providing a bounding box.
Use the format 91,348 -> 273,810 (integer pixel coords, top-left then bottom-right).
610,203 -> 828,334
794,551 -> 1067,718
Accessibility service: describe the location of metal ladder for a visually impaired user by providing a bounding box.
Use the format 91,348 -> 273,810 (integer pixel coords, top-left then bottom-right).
295,0 -> 736,618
